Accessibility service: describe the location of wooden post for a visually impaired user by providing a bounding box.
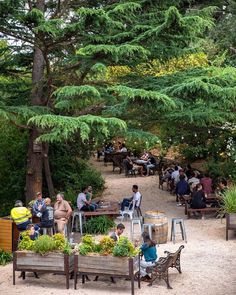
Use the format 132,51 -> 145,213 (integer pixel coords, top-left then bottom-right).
74,255 -> 78,289
13,252 -> 16,285
64,254 -> 69,289
138,254 -> 141,289
129,258 -> 134,295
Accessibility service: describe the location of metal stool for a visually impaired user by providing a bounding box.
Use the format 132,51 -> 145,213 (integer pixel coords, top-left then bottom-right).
170,218 -> 187,244
142,223 -> 156,239
130,218 -> 142,240
71,211 -> 84,235
42,227 -> 54,236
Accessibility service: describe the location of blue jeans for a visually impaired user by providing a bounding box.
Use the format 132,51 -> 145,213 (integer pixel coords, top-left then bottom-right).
17,220 -> 31,232
121,198 -> 133,211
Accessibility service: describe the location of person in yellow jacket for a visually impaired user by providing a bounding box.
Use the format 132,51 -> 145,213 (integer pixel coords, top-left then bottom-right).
11,200 -> 32,231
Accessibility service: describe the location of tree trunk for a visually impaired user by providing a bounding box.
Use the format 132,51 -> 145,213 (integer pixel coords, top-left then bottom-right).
43,142 -> 55,197
25,129 -> 43,203
25,0 -> 45,203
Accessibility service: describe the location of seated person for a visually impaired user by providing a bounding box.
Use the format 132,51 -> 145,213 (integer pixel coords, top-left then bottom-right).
54,193 -> 72,234
136,151 -> 149,165
140,232 -> 158,281
119,143 -> 127,153
176,174 -> 190,205
110,223 -> 125,242
145,154 -> 157,176
190,184 -> 206,209
11,200 -> 32,232
77,187 -> 95,211
200,172 -> 213,196
188,171 -> 200,191
123,155 -> 144,176
217,178 -> 228,196
39,197 -> 54,229
26,223 -> 40,240
86,186 -> 98,210
32,192 -> 46,217
120,184 -> 141,211
104,142 -> 115,153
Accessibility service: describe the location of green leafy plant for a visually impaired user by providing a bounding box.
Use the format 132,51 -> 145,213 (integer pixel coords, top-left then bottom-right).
222,186 -> 236,213
112,237 -> 139,257
77,234 -> 96,256
0,249 -> 12,265
99,236 -> 115,255
83,216 -> 116,235
33,235 -> 56,255
18,231 -> 35,251
53,233 -> 66,250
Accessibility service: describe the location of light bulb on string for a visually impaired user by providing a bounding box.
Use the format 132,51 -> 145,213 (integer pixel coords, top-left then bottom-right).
181,136 -> 184,140
194,133 -> 197,137
169,138 -> 172,142
208,130 -> 211,134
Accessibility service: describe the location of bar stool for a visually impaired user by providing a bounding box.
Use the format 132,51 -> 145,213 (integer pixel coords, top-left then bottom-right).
71,211 -> 84,235
42,227 -> 54,236
142,223 -> 156,240
130,218 -> 142,240
170,218 -> 187,244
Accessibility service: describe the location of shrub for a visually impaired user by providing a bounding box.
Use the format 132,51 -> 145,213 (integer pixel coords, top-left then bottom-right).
83,216 -> 116,235
33,235 -> 56,255
112,237 -> 139,257
222,186 -> 236,213
18,231 -> 35,251
0,249 -> 12,265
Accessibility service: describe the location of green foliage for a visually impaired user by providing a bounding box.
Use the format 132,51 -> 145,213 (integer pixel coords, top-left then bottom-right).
99,236 -> 115,255
18,231 -> 35,251
83,216 -> 116,235
49,145 -> 104,207
222,186 -> 236,213
78,235 -> 95,255
77,234 -> 138,257
0,249 -> 12,266
112,237 -> 139,257
33,235 -> 56,255
52,233 -> 67,251
0,123 -> 28,217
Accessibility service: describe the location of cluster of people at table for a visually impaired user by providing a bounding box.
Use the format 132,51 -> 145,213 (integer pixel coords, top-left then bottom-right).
10,192 -> 73,237
161,164 -> 228,209
123,152 -> 157,176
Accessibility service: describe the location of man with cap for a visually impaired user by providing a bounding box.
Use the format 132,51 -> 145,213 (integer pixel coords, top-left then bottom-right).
32,192 -> 46,217
10,200 -> 32,231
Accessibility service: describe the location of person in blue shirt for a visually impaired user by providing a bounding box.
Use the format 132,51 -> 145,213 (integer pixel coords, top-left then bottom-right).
176,174 -> 190,205
140,232 -> 158,281
32,192 -> 46,217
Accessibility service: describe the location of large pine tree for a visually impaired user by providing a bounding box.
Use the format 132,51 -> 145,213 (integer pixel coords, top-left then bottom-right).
0,0 -> 215,201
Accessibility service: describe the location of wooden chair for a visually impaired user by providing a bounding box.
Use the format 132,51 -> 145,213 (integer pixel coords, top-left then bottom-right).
146,245 -> 184,289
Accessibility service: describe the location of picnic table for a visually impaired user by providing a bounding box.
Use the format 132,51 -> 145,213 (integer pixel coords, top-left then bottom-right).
182,194 -> 221,217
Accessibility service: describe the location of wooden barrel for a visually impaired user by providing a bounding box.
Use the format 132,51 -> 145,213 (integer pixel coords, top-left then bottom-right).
144,211 -> 168,244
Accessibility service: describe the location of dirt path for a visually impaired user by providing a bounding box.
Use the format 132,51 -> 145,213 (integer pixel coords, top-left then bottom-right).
0,159 -> 236,295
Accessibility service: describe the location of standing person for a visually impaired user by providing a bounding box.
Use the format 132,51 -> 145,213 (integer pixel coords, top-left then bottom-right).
54,193 -> 72,234
140,233 -> 158,281
77,187 -> 95,211
10,200 -> 32,231
39,197 -> 54,229
32,192 -> 46,217
110,223 -> 125,242
120,184 -> 141,212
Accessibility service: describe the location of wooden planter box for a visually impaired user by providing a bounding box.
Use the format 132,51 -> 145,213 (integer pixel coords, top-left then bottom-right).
74,254 -> 140,295
13,251 -> 74,289
0,217 -> 19,252
226,213 -> 236,240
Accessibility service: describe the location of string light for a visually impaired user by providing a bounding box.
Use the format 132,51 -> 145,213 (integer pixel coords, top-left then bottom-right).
181,136 -> 184,140
169,138 -> 172,142
208,130 -> 211,134
194,133 -> 197,137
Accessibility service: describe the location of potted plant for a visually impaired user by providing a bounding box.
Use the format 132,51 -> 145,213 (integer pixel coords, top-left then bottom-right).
74,235 -> 140,295
222,186 -> 236,240
13,233 -> 74,288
